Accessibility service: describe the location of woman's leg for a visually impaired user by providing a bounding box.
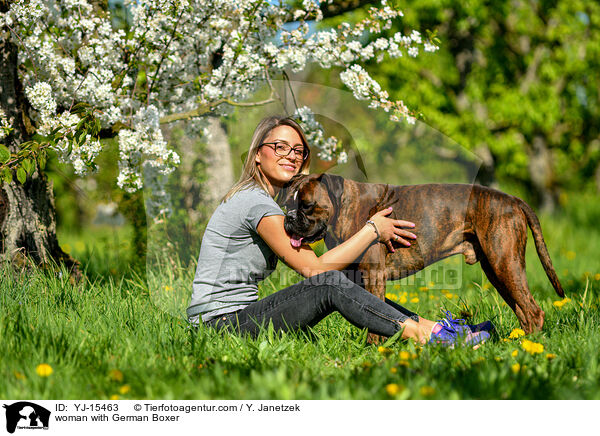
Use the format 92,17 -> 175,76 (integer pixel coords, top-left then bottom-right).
207,270 -> 438,344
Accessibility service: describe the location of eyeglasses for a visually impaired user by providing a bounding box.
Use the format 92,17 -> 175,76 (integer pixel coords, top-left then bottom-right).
260,141 -> 309,161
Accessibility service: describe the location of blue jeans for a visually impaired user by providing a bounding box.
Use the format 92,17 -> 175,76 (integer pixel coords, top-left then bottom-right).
204,269 -> 419,338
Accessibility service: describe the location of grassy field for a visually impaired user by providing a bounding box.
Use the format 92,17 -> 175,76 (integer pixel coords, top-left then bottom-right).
1,190 -> 599,400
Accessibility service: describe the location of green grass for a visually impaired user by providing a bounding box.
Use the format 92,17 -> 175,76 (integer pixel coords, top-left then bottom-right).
1,190 -> 600,399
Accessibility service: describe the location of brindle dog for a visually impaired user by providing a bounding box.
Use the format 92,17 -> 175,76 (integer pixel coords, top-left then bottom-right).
277,173 -> 564,338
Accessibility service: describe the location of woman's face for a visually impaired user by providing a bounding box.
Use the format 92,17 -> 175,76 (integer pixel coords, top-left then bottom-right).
255,125 -> 305,188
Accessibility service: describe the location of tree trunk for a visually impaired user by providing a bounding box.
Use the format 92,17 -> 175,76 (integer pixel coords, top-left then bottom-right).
202,116 -> 234,208
528,135 -> 557,213
473,144 -> 499,189
0,13 -> 81,282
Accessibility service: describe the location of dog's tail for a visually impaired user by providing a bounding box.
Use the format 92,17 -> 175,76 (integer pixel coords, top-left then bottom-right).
519,199 -> 565,298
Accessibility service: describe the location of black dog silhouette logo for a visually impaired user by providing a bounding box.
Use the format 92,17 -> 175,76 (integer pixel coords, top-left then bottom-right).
3,402 -> 51,433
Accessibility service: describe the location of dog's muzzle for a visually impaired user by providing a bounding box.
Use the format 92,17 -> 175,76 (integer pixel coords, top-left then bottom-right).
284,210 -> 327,248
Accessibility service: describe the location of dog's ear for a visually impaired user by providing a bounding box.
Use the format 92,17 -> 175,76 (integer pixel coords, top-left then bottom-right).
276,173 -> 305,207
317,173 -> 345,221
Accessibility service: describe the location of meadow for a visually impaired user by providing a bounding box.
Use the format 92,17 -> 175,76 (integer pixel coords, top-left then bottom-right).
1,189 -> 599,400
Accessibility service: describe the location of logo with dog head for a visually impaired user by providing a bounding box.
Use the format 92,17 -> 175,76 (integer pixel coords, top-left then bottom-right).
2,402 -> 50,433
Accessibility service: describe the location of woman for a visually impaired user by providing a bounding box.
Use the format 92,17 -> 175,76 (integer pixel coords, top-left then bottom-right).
187,115 -> 492,346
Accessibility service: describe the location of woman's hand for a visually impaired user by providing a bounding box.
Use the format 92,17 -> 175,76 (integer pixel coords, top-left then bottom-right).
369,207 -> 417,253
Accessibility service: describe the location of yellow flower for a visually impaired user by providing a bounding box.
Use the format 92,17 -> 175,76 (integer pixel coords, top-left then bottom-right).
14,371 -> 26,380
109,369 -> 124,382
378,346 -> 393,356
110,395 -> 119,400
553,297 -> 571,309
62,243 -> 71,254
546,353 -> 557,361
410,297 -> 419,303
521,339 -> 544,355
36,364 -> 53,377
594,273 -> 600,281
386,383 -> 402,396
399,351 -> 411,361
118,385 -> 131,395
483,282 -> 492,290
399,295 -> 408,304
511,363 -> 521,373
511,349 -> 519,358
420,386 -> 435,396
385,293 -> 398,301
419,286 -> 429,292
390,367 -> 397,374
472,357 -> 485,365
164,285 -> 173,292
509,328 -> 525,339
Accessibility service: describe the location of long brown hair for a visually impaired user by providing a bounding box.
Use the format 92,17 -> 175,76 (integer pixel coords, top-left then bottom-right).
220,115 -> 311,203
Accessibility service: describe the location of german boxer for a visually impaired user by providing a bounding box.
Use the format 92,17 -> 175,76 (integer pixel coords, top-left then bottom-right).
277,173 -> 565,335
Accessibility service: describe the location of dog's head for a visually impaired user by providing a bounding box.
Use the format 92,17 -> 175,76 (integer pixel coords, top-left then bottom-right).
277,173 -> 345,247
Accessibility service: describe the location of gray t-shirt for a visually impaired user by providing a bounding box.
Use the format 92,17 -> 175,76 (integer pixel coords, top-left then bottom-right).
187,184 -> 285,323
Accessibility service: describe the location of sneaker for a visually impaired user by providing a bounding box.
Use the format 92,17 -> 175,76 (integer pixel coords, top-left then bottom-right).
438,310 -> 495,335
429,322 -> 490,348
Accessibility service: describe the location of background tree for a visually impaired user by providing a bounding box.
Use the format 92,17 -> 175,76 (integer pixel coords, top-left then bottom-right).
314,0 -> 600,212
0,0 -> 438,277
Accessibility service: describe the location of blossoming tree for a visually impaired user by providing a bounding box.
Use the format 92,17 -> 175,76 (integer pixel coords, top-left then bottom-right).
0,0 -> 437,278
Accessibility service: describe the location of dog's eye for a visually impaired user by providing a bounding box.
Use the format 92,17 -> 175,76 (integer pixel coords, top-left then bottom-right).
301,202 -> 315,210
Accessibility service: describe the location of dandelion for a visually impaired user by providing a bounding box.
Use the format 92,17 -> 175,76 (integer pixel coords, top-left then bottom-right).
390,367 -> 397,374
410,297 -> 419,303
419,286 -> 429,291
109,369 -> 124,382
385,293 -> 398,301
399,351 -> 411,361
118,385 -> 131,395
36,364 -> 53,377
14,371 -> 26,380
164,285 -> 173,292
594,273 -> 600,281
110,395 -> 119,400
553,297 -> 571,309
399,295 -> 408,304
509,328 -> 525,339
386,383 -> 402,396
420,386 -> 435,396
378,346 -> 393,356
511,363 -> 521,373
546,353 -> 557,361
521,339 -> 544,355
511,349 -> 519,358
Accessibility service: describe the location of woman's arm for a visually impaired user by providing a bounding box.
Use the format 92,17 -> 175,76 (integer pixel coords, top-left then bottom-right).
257,208 -> 416,278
